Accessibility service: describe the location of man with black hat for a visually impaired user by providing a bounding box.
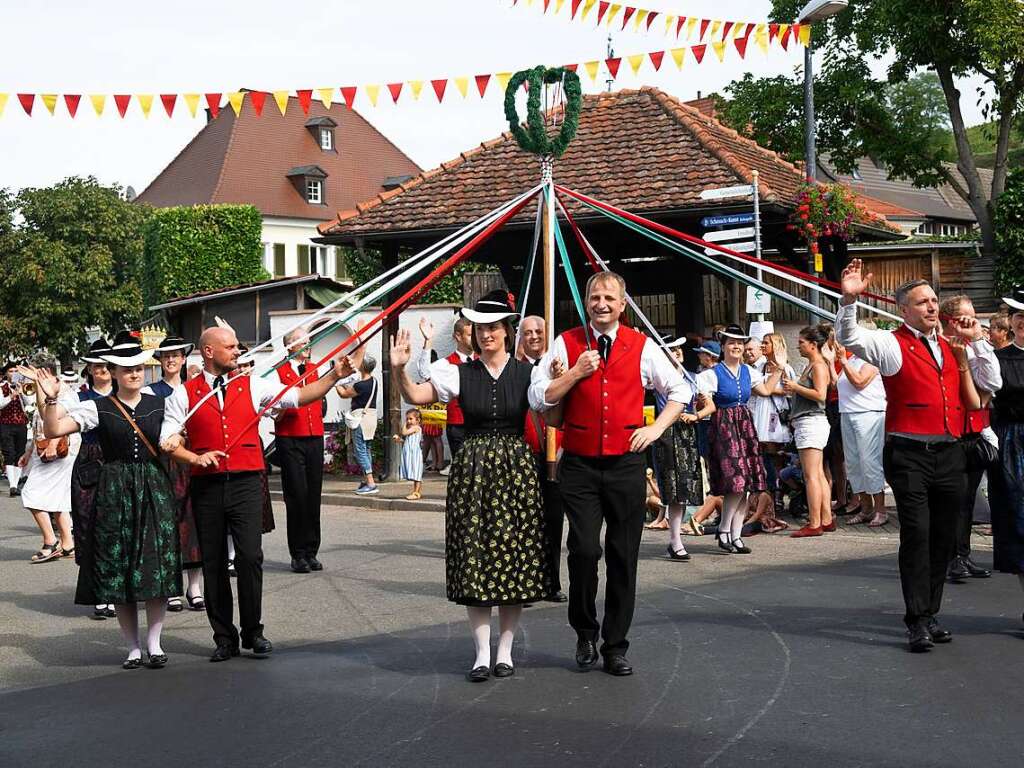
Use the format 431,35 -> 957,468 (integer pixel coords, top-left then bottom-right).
0,361 -> 30,496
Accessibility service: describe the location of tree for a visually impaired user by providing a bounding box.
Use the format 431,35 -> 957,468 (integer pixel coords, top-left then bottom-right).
763,0 -> 1024,254
994,168 -> 1024,291
0,177 -> 147,363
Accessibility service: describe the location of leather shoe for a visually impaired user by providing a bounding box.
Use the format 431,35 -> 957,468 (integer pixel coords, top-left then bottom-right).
575,638 -> 599,669
242,634 -> 273,656
493,662 -> 514,678
307,556 -> 323,571
947,558 -> 969,583
543,591 -> 568,602
290,558 -> 310,574
603,655 -> 633,676
962,557 -> 991,578
210,645 -> 240,663
467,665 -> 490,682
907,623 -> 934,653
925,618 -> 953,643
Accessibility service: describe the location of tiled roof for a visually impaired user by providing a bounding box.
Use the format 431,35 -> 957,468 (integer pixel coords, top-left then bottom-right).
137,94 -> 421,221
319,87 -> 810,238
854,193 -> 924,220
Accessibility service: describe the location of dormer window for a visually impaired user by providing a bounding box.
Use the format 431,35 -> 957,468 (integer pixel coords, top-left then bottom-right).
286,165 -> 328,206
306,179 -> 323,204
305,116 -> 337,153
319,127 -> 333,150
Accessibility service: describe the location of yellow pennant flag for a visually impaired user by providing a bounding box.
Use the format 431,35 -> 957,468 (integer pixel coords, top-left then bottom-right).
732,22 -> 746,39
90,94 -> 107,116
365,84 -> 380,107
627,53 -> 645,76
712,39 -> 727,61
41,93 -> 59,115
273,90 -> 289,115
495,72 -> 513,92
755,23 -> 769,54
454,76 -> 469,98
409,80 -> 424,100
136,94 -> 154,118
182,93 -> 200,117
0,93 -> 8,117
606,4 -> 621,27
584,60 -> 601,83
710,20 -> 721,39
670,47 -> 686,69
777,23 -> 789,43
798,24 -> 811,46
317,87 -> 333,108
634,9 -> 648,30
555,0 -> 567,13
228,92 -> 245,115
686,16 -> 697,39
664,14 -> 675,35
580,0 -> 596,22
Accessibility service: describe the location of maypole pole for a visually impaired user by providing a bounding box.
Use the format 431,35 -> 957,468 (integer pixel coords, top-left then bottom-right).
541,156 -> 558,479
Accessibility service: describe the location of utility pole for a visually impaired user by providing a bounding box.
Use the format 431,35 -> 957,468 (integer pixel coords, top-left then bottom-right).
605,35 -> 615,92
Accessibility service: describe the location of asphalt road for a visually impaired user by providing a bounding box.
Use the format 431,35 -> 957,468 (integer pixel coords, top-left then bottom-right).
1,493 -> 1022,768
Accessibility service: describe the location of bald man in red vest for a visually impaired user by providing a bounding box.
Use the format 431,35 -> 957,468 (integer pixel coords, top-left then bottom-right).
837,259 -> 1001,652
529,271 -> 691,676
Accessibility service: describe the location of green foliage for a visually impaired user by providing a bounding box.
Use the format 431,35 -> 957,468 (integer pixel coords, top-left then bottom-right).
715,75 -> 806,160
995,169 -> 1024,292
0,177 -> 147,363
505,66 -> 582,158
143,204 -> 268,306
344,246 -> 494,306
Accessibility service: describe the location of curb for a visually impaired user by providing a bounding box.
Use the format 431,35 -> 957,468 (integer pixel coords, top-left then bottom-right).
270,489 -> 445,513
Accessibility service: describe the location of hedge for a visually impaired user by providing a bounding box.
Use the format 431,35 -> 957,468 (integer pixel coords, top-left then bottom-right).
995,168 -> 1024,294
143,204 -> 268,306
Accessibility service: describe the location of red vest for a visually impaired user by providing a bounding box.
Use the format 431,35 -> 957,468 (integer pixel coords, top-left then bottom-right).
0,383 -> 27,426
523,409 -> 563,455
561,325 -> 646,457
881,325 -> 964,438
445,351 -> 467,426
274,363 -> 324,437
965,407 -> 991,435
184,375 -> 266,476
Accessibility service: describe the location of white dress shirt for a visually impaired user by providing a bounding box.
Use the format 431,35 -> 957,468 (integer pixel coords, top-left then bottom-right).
415,347 -> 471,382
160,369 -> 299,443
528,322 -> 692,411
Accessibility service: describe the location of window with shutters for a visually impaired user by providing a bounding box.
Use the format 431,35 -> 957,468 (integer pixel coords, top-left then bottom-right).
273,244 -> 286,277
297,245 -> 311,276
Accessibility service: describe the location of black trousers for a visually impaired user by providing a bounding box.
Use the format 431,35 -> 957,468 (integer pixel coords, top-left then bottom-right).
446,424 -> 466,462
0,423 -> 27,467
560,451 -> 646,657
954,466 -> 986,560
883,438 -> 965,627
277,435 -> 325,560
191,471 -> 264,648
534,453 -> 565,593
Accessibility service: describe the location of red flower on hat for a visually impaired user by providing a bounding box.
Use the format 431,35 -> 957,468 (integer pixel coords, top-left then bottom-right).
507,292 -> 516,307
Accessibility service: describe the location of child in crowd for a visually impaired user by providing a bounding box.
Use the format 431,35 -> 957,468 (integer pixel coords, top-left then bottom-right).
394,408 -> 424,500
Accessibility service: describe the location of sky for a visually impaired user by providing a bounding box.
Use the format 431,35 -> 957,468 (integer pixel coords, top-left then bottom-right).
0,0 -> 991,196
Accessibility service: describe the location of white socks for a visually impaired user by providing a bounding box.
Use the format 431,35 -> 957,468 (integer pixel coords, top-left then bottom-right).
6,465 -> 20,488
496,606 -> 522,667
668,505 -> 687,554
467,606 -> 492,669
145,599 -> 166,656
115,604 -> 141,660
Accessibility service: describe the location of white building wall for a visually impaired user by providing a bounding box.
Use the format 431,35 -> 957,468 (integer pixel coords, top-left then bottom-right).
260,216 -> 345,280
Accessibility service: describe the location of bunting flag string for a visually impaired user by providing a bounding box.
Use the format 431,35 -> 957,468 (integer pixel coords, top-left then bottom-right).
1,30 -> 807,120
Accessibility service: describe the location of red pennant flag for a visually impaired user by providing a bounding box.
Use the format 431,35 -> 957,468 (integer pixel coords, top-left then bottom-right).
768,23 -> 780,42
780,25 -> 791,49
648,50 -> 664,71
387,82 -> 403,103
543,0 -> 551,11
17,93 -> 35,115
676,16 -> 687,37
646,11 -> 658,30
63,94 -> 81,118
431,79 -> 448,102
621,6 -> 635,29
296,89 -> 312,114
734,31 -> 750,57
570,0 -> 583,19
114,94 -> 132,117
605,57 -> 621,79
564,63 -> 579,72
475,74 -> 491,97
159,94 -> 176,117
597,1 -> 609,25
699,18 -> 710,39
691,44 -> 707,64
791,23 -> 802,44
250,91 -> 267,116
340,87 -> 357,108
204,93 -> 221,118
721,21 -> 734,39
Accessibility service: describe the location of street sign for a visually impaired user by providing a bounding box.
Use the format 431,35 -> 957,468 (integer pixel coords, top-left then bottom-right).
699,184 -> 754,201
705,240 -> 755,255
746,286 -> 771,315
704,226 -> 755,243
700,213 -> 754,228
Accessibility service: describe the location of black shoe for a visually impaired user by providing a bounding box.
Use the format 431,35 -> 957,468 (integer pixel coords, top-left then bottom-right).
731,539 -> 752,555
92,606 -> 109,621
962,557 -> 991,578
603,655 -> 633,676
9,487 -> 20,497
717,537 -> 735,554
925,618 -> 953,643
907,623 -> 934,653
947,558 -> 969,583
210,645 -> 240,663
575,638 -> 599,669
666,544 -> 691,561
543,591 -> 568,602
147,653 -> 168,669
290,558 -> 310,574
122,655 -> 143,670
493,662 -> 515,678
242,634 -> 273,656
467,665 -> 490,682
307,556 -> 323,571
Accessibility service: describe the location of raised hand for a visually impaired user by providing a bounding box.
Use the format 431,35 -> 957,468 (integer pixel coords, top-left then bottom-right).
390,329 -> 413,368
418,316 -> 435,342
31,367 -> 61,400
951,315 -> 983,343
334,355 -> 354,379
840,258 -> 873,302
572,350 -> 601,379
948,335 -> 970,366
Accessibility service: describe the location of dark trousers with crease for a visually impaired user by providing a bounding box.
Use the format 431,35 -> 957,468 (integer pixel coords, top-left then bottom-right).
191,471 -> 264,648
534,453 -> 565,594
954,466 -> 985,561
560,451 -> 646,657
883,439 -> 965,628
277,435 -> 325,560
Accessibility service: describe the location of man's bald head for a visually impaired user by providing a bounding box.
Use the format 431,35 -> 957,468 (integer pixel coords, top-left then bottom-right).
199,326 -> 241,374
520,315 -> 546,360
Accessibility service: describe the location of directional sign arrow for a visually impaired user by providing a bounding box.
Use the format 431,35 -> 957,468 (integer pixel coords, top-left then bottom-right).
703,226 -> 756,243
705,240 -> 756,255
699,184 -> 754,201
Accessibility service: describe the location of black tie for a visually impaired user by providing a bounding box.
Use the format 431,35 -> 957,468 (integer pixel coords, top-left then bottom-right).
298,363 -> 307,375
532,358 -> 540,367
212,376 -> 224,405
598,334 -> 612,363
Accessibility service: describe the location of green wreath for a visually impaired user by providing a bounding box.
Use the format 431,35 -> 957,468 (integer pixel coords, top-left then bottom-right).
504,65 -> 582,158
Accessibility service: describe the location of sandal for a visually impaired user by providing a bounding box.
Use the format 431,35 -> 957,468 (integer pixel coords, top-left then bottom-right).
405,492 -> 422,500
688,518 -> 705,536
61,546 -> 75,560
30,542 -> 63,563
187,594 -> 206,611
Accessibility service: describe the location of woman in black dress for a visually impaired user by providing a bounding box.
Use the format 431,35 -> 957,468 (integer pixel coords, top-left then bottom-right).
391,291 -> 551,682
31,334 -> 225,669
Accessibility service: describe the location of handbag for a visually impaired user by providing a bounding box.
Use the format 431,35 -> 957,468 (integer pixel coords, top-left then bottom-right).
36,436 -> 70,462
344,377 -> 378,440
963,433 -> 998,471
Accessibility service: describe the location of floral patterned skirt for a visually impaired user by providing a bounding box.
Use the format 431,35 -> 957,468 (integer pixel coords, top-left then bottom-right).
654,420 -> 705,506
445,433 -> 552,606
707,405 -> 766,496
76,460 -> 182,605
